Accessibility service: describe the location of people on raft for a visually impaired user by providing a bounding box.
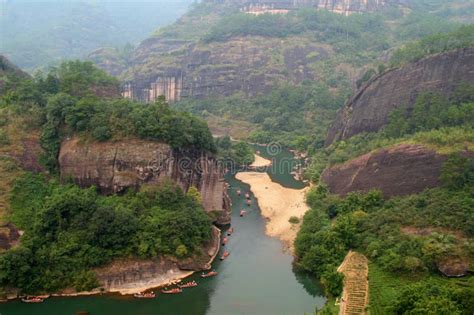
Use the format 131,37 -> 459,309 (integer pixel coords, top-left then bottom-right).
201,270 -> 218,278
134,291 -> 156,298
161,288 -> 182,294
222,237 -> 228,245
237,189 -> 241,196
179,280 -> 198,288
21,296 -> 44,303
245,193 -> 250,199
227,227 -> 234,236
220,251 -> 230,260
246,199 -> 251,206
240,209 -> 246,217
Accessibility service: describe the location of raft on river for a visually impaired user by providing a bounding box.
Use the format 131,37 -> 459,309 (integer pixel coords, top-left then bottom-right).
201,270 -> 218,278
134,292 -> 155,299
161,288 -> 182,294
179,281 -> 198,288
21,296 -> 45,303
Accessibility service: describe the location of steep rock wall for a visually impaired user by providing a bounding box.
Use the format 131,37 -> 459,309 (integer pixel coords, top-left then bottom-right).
122,36 -> 330,102
321,144 -> 448,197
326,48 -> 474,145
58,137 -> 231,224
207,0 -> 401,15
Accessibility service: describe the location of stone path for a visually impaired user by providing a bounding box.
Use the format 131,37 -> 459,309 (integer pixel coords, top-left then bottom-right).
338,251 -> 369,315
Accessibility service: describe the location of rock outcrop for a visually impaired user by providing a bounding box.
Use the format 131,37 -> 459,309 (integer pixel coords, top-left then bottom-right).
326,48 -> 474,145
90,226 -> 221,294
321,144 -> 447,197
58,137 -> 231,224
207,0 -> 403,16
120,36 -> 330,102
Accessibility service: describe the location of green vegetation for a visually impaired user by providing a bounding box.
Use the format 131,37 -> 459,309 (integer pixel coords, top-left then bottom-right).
296,182 -> 473,313
0,60 -> 218,294
176,82 -> 347,152
1,174 -> 211,293
368,264 -> 473,314
203,9 -> 391,65
390,25 -> 474,66
1,60 -> 216,172
289,216 -> 300,224
215,136 -> 255,166
306,86 -> 474,182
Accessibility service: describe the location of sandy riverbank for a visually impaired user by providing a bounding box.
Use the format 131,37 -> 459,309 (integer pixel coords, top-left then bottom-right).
249,154 -> 272,168
235,172 -> 309,252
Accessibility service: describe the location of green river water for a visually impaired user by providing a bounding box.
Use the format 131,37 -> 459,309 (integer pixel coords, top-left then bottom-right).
0,145 -> 325,315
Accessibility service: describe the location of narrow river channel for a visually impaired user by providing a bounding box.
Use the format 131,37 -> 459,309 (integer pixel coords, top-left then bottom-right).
0,146 -> 325,315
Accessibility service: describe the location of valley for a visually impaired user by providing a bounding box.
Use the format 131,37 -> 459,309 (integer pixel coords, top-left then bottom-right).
0,0 -> 473,314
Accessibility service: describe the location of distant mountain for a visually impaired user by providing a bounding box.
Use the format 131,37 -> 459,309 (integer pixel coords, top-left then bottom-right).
0,0 -> 195,71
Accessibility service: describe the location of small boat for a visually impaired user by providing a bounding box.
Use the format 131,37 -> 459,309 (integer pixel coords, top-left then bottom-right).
161,288 -> 182,294
237,190 -> 241,196
227,227 -> 234,236
240,210 -> 246,217
220,251 -> 230,260
201,270 -> 218,278
21,297 -> 44,303
245,193 -> 250,199
134,291 -> 156,298
222,237 -> 228,245
179,281 -> 198,288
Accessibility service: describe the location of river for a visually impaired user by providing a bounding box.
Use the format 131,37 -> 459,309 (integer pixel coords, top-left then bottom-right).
0,145 -> 325,315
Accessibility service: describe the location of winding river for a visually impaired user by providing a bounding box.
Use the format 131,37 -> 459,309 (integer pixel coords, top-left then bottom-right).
0,146 -> 325,315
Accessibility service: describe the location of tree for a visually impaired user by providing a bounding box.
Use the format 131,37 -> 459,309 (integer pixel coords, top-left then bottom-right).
440,154 -> 473,190
320,268 -> 344,297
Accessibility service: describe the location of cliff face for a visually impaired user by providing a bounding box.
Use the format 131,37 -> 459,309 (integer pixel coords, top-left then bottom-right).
206,0 -> 401,15
121,36 -> 330,102
325,48 -> 474,145
58,137 -> 231,224
321,144 -> 447,197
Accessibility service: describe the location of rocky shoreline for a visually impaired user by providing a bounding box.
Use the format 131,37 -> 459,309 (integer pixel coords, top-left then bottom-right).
2,226 -> 221,301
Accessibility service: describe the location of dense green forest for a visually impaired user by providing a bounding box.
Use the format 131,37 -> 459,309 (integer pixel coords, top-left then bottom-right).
1,174 -> 211,293
294,39 -> 474,314
176,82 -> 347,151
0,0 -> 193,71
0,60 -> 216,294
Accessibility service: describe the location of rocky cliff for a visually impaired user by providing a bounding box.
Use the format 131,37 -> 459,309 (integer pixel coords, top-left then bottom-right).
59,137 -> 231,224
206,0 -> 402,15
321,144 -> 448,197
120,36 -> 330,102
325,48 -> 474,145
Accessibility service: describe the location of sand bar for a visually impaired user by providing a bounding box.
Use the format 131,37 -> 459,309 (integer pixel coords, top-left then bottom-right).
235,172 -> 309,251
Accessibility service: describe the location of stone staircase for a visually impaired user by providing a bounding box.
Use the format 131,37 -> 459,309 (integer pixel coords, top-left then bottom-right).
338,251 -> 369,315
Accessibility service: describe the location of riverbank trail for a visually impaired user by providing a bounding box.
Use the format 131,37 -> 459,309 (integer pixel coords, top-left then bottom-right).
337,251 -> 369,315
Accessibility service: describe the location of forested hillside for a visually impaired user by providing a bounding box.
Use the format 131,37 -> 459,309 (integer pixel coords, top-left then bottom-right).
96,0 -> 473,150
0,0 -> 194,71
295,32 -> 473,314
0,59 -> 219,295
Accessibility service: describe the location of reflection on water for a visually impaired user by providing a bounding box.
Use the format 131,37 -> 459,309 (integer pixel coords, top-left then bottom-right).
0,147 -> 324,315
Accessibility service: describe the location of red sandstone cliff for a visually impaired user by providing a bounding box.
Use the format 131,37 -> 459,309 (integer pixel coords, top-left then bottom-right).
321,144 -> 448,197
59,137 -> 231,224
